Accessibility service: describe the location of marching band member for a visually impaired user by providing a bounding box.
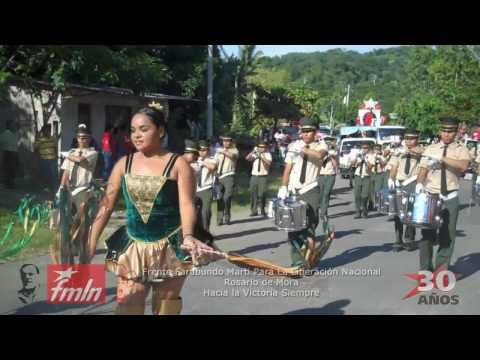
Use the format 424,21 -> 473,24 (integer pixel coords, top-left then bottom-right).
60,126 -> 98,207
416,117 -> 470,271
370,144 -> 388,211
246,140 -> 272,217
388,129 -> 423,251
318,136 -> 338,232
468,141 -> 478,199
351,143 -> 376,219
214,133 -> 239,226
278,118 -> 328,269
59,125 -> 98,263
184,139 -> 216,246
195,140 -> 218,237
88,107 -> 217,315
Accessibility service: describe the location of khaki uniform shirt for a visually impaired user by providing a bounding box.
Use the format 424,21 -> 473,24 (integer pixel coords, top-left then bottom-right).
319,147 -> 337,176
389,146 -> 423,182
61,148 -> 98,190
352,152 -> 376,178
419,141 -> 470,194
370,153 -> 387,174
193,156 -> 218,192
214,147 -> 239,179
286,140 -> 328,192
251,149 -> 272,176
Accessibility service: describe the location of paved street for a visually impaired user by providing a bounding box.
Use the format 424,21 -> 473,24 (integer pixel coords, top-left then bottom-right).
1,177 -> 479,315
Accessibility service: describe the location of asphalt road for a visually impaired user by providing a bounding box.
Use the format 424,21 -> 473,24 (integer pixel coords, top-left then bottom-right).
1,177 -> 479,315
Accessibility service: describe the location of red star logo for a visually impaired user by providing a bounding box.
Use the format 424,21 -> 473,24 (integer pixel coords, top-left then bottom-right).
402,265 -> 459,300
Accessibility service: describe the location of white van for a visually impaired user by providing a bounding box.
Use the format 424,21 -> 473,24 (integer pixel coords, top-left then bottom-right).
376,125 -> 405,145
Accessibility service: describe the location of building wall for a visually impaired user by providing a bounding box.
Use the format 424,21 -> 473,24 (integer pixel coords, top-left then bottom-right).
0,85 -> 62,179
60,93 -> 164,151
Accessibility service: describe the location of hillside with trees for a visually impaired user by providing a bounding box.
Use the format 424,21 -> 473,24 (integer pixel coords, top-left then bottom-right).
2,45 -> 480,139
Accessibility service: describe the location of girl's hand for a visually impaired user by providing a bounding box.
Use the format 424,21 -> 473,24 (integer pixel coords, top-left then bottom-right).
180,235 -> 226,266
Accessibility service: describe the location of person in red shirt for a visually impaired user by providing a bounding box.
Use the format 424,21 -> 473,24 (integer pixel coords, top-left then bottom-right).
101,124 -> 117,181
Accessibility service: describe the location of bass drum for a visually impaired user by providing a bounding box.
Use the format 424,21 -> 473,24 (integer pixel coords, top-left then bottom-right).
274,195 -> 307,232
400,192 -> 443,229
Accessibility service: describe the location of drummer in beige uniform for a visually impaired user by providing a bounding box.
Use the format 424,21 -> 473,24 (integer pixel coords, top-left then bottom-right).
416,117 -> 470,271
388,129 -> 424,252
278,117 -> 328,269
351,143 -> 376,218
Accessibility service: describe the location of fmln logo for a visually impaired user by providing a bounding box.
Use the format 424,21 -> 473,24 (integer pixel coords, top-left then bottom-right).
402,265 -> 459,305
47,265 -> 106,304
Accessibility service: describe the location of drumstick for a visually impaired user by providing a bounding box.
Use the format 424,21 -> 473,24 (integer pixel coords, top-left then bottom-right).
185,244 -> 302,277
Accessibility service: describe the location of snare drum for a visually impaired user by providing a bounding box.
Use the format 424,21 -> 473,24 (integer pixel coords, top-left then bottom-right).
375,188 -> 404,216
274,195 -> 308,232
400,192 -> 443,229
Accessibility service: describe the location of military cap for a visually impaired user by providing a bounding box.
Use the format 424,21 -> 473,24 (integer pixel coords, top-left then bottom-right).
220,133 -> 234,140
198,140 -> 210,150
404,129 -> 420,138
257,139 -> 269,147
439,117 -> 459,131
184,139 -> 199,153
76,124 -> 91,136
299,117 -> 317,130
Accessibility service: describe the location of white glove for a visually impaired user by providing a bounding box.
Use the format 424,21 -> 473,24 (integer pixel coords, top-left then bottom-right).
426,157 -> 441,169
415,183 -> 425,194
395,180 -> 401,188
277,186 -> 289,200
328,149 -> 336,156
388,178 -> 396,190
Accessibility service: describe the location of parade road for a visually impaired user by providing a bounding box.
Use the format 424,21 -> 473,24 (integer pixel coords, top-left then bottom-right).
1,177 -> 479,315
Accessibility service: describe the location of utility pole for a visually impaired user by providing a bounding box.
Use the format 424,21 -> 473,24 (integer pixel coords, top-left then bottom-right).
343,83 -> 350,124
329,103 -> 334,129
207,45 -> 214,139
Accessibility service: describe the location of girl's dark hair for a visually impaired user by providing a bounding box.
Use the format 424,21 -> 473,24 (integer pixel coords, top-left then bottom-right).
133,107 -> 167,130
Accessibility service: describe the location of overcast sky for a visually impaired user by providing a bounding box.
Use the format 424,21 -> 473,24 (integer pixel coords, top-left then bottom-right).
221,45 -> 400,57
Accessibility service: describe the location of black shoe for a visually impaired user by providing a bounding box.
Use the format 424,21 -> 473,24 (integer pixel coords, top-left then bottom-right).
225,217 -> 231,225
393,243 -> 403,252
217,220 -> 224,226
404,242 -> 417,251
354,212 -> 362,219
249,212 -> 258,217
260,211 -> 267,217
362,212 -> 368,219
